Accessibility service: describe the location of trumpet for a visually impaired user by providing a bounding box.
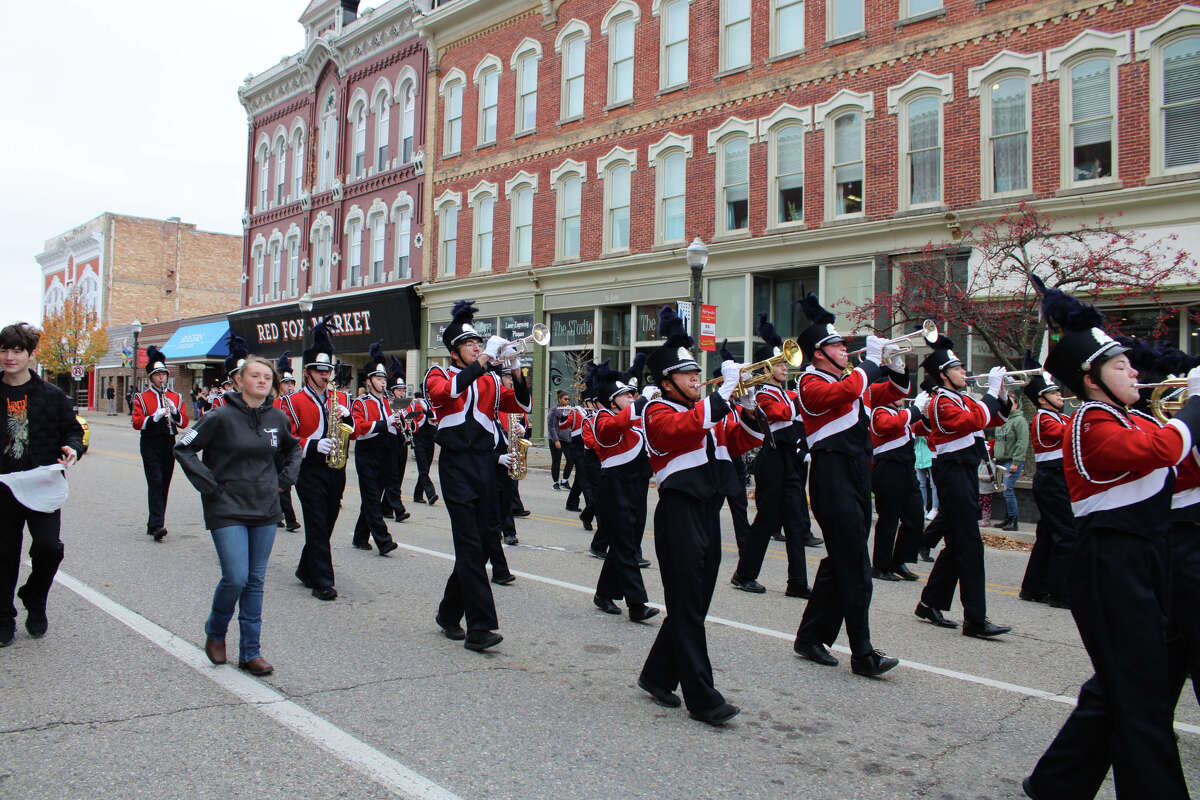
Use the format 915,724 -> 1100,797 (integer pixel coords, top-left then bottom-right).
847,319 -> 939,356
965,368 -> 1045,388
495,323 -> 551,367
704,339 -> 805,395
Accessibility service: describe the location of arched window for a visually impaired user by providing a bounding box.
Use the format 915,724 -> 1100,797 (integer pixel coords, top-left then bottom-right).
597,146 -> 637,253
556,21 -> 591,121
310,213 -> 334,292
772,0 -> 804,58
285,229 -> 300,297
602,1 -> 639,105
968,51 -> 1041,198
257,142 -> 270,211
506,172 -> 538,267
815,90 -> 874,218
345,207 -> 364,287
475,55 -> 502,146
721,0 -> 751,72
291,125 -> 306,198
512,39 -> 542,134
399,79 -> 417,163
435,192 -> 462,277
275,137 -> 288,204
654,0 -> 690,90
551,160 -> 587,261
368,207 -> 387,284
440,70 -> 466,156
649,133 -> 694,244
469,182 -> 498,273
375,90 -> 391,172
252,240 -> 266,302
351,100 -> 368,179
318,91 -> 338,191
268,236 -> 283,298
392,195 -> 414,279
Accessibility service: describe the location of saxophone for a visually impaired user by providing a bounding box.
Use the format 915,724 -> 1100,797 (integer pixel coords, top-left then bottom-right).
507,412 -> 531,480
325,389 -> 353,469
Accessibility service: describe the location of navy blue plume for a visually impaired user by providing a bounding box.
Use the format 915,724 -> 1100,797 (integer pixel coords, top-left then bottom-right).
624,353 -> 646,385
594,359 -> 622,384
146,345 -> 165,364
369,339 -> 385,363
450,300 -> 478,325
276,351 -> 292,374
1151,340 -> 1200,376
657,306 -> 693,348
389,355 -> 404,375
756,312 -> 783,350
311,315 -> 335,352
334,362 -> 352,387
794,284 -> 835,326
718,338 -> 735,363
228,332 -> 249,361
928,335 -> 955,352
582,360 -> 599,390
1022,350 -> 1042,372
1030,274 -> 1105,332
1115,336 -> 1159,375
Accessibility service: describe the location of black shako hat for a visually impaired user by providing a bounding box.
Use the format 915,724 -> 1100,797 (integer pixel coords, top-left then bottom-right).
1033,275 -> 1128,400
276,351 -> 296,384
624,353 -> 646,389
367,340 -> 388,379
303,315 -> 336,371
589,360 -> 634,405
145,345 -> 168,376
713,339 -> 737,378
754,312 -> 783,363
646,306 -> 699,383
580,361 -> 598,402
920,335 -> 962,383
794,287 -> 844,357
388,355 -> 406,390
222,333 -> 249,378
443,300 -> 483,350
1021,350 -> 1058,404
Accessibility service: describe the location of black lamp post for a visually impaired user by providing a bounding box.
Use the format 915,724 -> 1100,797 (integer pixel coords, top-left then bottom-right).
685,237 -> 708,343
130,318 -> 142,414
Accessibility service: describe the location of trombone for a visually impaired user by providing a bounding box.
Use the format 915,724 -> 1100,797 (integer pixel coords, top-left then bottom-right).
847,319 -> 939,356
965,368 -> 1045,388
495,323 -> 551,367
705,338 -> 805,396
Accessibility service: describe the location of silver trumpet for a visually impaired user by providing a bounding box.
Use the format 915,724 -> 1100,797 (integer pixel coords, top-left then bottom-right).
495,323 -> 551,367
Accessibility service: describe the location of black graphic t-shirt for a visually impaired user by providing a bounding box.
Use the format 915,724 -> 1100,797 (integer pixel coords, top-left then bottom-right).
1,381 -> 33,474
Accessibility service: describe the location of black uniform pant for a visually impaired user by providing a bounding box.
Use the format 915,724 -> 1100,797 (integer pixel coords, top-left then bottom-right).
140,435 -> 175,532
795,450 -> 874,656
566,440 -> 594,512
871,457 -> 924,571
437,449 -> 501,633
725,487 -> 752,557
279,487 -> 299,527
353,441 -> 397,549
0,486 -> 65,630
735,446 -> 808,589
511,479 -> 526,514
295,457 -> 346,591
412,429 -> 437,502
1022,465 -> 1074,600
550,441 -> 573,484
920,459 -> 989,625
381,440 -> 408,518
1028,525 -> 1189,799
640,489 -> 724,713
595,467 -> 650,608
496,460 -> 518,542
1169,521 -> 1200,708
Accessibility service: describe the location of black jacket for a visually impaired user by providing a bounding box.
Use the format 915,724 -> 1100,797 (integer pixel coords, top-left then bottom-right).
173,392 -> 301,530
0,370 -> 84,474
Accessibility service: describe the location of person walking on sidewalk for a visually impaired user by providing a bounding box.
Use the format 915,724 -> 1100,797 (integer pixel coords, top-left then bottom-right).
175,355 -> 301,676
546,390 -> 573,490
993,400 -> 1028,531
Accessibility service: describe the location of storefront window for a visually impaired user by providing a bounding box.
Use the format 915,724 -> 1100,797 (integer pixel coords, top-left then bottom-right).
772,278 -> 808,337
602,307 -> 630,347
432,316 -> 498,348
1108,306 -> 1180,349
635,305 -> 661,342
550,311 -> 595,347
548,349 -> 591,401
710,276 -> 745,339
823,262 -> 874,335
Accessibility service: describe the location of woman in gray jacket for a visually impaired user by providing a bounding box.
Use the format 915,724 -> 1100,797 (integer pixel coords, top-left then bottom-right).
175,355 -> 301,676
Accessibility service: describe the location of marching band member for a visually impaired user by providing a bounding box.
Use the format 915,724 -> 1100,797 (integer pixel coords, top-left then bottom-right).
208,335 -> 247,412
868,397 -> 924,581
730,316 -> 810,597
712,346 -> 753,570
349,342 -> 400,556
406,390 -> 438,506
1024,280 -> 1200,800
790,291 -> 902,677
584,361 -> 657,622
565,396 -> 599,533
131,345 -> 190,542
912,337 -> 1013,638
784,380 -> 821,551
280,317 -> 352,601
274,352 -> 301,533
1017,353 -> 1071,606
638,306 -> 763,725
426,301 -> 530,652
381,357 -> 411,523
493,367 -> 523,559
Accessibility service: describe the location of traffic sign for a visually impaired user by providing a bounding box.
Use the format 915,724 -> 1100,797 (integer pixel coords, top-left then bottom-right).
70,365 -> 85,380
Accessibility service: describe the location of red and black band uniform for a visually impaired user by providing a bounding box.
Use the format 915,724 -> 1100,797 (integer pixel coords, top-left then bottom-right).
1169,444 -> 1200,712
584,401 -> 652,611
131,387 -> 189,535
793,362 -> 908,657
565,407 -> 599,529
784,388 -> 816,554
407,397 -> 438,503
382,410 -> 411,520
508,410 -> 530,516
424,361 -> 530,635
487,411 -> 521,577
868,403 -> 926,573
350,393 -> 401,551
281,386 -> 353,592
639,393 -> 764,713
1027,400 -> 1200,800
1019,408 -> 1073,602
914,386 -> 1008,625
733,383 -> 809,593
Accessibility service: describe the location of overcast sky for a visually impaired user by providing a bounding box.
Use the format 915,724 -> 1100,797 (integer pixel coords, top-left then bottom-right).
0,0 -> 330,326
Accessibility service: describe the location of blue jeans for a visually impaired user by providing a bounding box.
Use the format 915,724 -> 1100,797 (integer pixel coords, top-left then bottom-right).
206,524 -> 276,662
915,467 -> 937,511
1001,462 -> 1023,518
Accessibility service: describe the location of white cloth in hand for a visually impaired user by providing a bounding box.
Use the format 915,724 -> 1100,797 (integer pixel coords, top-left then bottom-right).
913,391 -> 931,415
986,365 -> 1005,398
864,335 -> 886,365
484,335 -> 508,359
641,385 -> 660,400
499,345 -> 520,364
739,390 -> 757,411
1188,365 -> 1200,398
718,360 -> 742,402
335,404 -> 349,419
497,453 -> 513,469
315,437 -> 336,455
152,406 -> 168,421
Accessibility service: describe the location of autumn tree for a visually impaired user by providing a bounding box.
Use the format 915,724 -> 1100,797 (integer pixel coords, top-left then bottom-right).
39,286 -> 109,378
849,203 -> 1199,369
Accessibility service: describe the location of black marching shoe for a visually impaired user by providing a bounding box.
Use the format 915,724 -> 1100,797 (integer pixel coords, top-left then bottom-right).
1046,595 -> 1071,609
377,541 -> 398,556
1019,591 -> 1048,603
851,649 -> 899,677
277,520 -> 285,528
16,587 -> 47,638
311,586 -> 338,601
436,616 -> 466,641
589,548 -> 607,560
771,532 -> 787,542
492,573 -> 516,586
637,677 -> 682,708
892,564 -> 919,581
1001,517 -> 1020,532
793,640 -> 838,666
872,568 -> 902,581
552,481 -> 562,491
914,602 -> 958,628
152,527 -> 168,542
802,535 -> 823,548
502,534 -> 518,546
730,575 -> 767,594
689,702 -> 740,726
629,605 -> 659,622
593,594 -> 621,614
0,624 -> 13,647
428,494 -> 439,506
565,503 -> 581,512
394,512 -> 411,523
962,619 -> 1012,639
412,497 -> 426,504
581,516 -> 593,531
918,548 -> 935,563
353,541 -> 373,550
286,522 -> 302,532
513,509 -> 531,518
785,584 -> 812,599
464,631 -> 503,652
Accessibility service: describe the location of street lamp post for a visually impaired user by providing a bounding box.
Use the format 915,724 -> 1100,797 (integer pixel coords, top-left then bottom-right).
130,319 -> 142,415
685,237 -> 709,344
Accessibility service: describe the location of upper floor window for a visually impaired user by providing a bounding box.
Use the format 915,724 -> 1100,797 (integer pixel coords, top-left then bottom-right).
393,198 -> 414,279
772,0 -> 804,58
769,122 -> 806,225
275,140 -> 287,204
561,32 -> 587,120
286,235 -> 299,297
986,75 -> 1031,196
828,0 -> 863,40
1064,56 -> 1116,184
257,145 -> 269,210
598,148 -> 636,253
719,136 -> 750,233
722,0 -> 751,72
369,213 -> 386,284
269,240 -> 282,298
346,217 -> 363,287
352,102 -> 367,179
291,128 -> 305,198
654,147 -> 688,244
658,0 -> 689,90
469,183 -> 497,273
604,4 -> 638,105
399,79 -> 417,163
902,0 -> 941,18
513,44 -> 541,134
476,58 -> 501,145
311,215 -> 334,292
901,94 -> 942,208
252,242 -> 265,301
318,91 -> 338,190
1160,34 -> 1200,172
441,73 -> 465,156
554,169 -> 584,261
507,177 -> 537,267
830,111 -> 864,216
436,194 -> 461,277
375,92 -> 391,172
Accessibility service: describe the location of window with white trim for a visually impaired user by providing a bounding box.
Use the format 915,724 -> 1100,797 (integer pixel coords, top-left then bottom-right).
275,141 -> 287,204
394,205 -> 413,279
828,0 -> 863,40
1160,34 -> 1200,172
1060,56 -> 1116,184
479,66 -> 500,145
291,129 -> 305,198
439,203 -> 459,277
269,241 -> 282,298
772,0 -> 804,57
399,81 -> 416,163
719,136 -> 750,232
253,245 -> 265,302
562,34 -> 586,119
510,185 -> 534,266
286,236 -> 299,297
444,79 -> 464,155
985,74 -> 1031,195
656,150 -> 687,243
556,174 -> 582,260
722,0 -> 750,71
347,219 -> 363,287
604,162 -> 632,251
608,12 -> 636,104
473,192 -> 495,273
375,92 -> 390,171
318,92 -> 337,190
902,0 -> 941,18
369,214 -> 386,284
901,94 -> 942,207
257,145 -> 269,210
516,52 -> 539,133
312,221 -> 333,292
352,102 -> 367,179
660,0 -> 689,89
830,111 -> 864,216
771,123 -> 805,224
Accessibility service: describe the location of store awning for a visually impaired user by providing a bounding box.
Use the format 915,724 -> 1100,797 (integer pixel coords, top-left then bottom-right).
162,322 -> 231,362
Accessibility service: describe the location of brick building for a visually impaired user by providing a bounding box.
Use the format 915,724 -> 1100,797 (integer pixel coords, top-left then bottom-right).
416,0 -> 1200,437
234,0 -> 427,382
35,213 -> 243,411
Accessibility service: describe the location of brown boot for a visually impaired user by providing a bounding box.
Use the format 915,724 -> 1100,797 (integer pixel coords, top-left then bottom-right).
204,637 -> 227,665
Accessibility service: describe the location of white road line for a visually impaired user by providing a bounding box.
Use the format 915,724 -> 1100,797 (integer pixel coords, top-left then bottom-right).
397,541 -> 1200,737
51,570 -> 463,800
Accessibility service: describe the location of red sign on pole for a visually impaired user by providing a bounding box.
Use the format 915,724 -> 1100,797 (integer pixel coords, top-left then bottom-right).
136,347 -> 148,368
699,305 -> 717,352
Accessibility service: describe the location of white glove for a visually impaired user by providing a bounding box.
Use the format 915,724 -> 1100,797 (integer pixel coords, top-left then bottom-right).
718,360 -> 741,402
885,347 -> 906,373
335,404 -> 349,419
386,420 -> 398,436
499,345 -> 520,364
641,384 -> 660,400
497,453 -> 513,469
914,391 -> 931,415
484,335 -> 508,360
864,335 -> 886,366
986,365 -> 1005,398
166,400 -> 177,414
152,406 -> 168,421
739,390 -> 757,411
1188,365 -> 1200,398
315,437 -> 336,455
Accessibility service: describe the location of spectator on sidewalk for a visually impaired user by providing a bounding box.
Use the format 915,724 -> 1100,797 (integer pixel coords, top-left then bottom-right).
106,384 -> 116,416
914,434 -> 937,520
546,390 -> 573,490
993,402 -> 1029,531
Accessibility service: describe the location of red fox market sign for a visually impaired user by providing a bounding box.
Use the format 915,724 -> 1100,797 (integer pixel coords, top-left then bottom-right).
254,311 -> 373,345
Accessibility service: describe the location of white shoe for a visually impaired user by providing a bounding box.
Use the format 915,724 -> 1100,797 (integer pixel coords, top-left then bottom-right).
925,508 -> 938,521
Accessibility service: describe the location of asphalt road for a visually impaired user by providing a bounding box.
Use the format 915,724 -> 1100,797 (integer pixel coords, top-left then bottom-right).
2,416 -> 1197,799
